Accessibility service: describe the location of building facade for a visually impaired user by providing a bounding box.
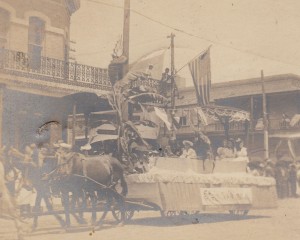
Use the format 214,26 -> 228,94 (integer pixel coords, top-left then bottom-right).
0,0 -> 112,150
176,74 -> 300,160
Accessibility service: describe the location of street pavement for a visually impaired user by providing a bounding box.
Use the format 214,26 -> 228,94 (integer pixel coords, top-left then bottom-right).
1,198 -> 300,240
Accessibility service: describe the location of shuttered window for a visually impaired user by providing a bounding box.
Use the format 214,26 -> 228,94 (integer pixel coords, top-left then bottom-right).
28,17 -> 45,69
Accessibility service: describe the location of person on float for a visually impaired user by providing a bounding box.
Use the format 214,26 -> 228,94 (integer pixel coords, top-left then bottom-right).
180,140 -> 197,159
217,139 -> 234,159
236,138 -> 248,158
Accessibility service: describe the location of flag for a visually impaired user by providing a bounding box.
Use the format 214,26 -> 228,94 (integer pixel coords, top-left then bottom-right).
188,47 -> 211,106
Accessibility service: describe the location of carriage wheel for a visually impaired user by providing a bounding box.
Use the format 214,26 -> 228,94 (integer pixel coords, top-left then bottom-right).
111,209 -> 134,223
160,211 -> 178,217
229,210 -> 249,216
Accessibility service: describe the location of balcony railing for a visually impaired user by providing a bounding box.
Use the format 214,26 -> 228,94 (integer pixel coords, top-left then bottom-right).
0,48 -> 112,90
176,118 -> 300,135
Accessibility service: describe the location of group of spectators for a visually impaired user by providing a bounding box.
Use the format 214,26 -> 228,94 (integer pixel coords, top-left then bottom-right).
247,159 -> 299,199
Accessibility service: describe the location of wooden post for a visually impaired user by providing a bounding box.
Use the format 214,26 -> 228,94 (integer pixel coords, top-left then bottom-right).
72,103 -> 76,148
261,70 -> 269,160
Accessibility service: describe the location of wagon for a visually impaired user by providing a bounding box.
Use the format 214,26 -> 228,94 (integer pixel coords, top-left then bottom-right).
18,155 -> 277,226
111,156 -> 277,222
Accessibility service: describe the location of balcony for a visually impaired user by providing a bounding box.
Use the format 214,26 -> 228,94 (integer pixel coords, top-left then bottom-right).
0,49 -> 112,91
176,118 -> 300,136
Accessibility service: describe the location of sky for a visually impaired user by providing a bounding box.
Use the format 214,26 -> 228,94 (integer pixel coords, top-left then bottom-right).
70,0 -> 300,85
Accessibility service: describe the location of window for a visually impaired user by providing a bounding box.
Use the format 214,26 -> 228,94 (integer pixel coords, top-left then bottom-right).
179,116 -> 187,126
0,8 -> 10,48
28,17 -> 45,69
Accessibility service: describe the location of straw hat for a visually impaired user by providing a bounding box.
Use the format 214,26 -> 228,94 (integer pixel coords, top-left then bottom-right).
183,140 -> 193,147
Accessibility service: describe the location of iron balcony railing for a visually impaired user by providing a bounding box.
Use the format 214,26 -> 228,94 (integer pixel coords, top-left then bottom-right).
0,48 -> 112,90
176,118 -> 300,135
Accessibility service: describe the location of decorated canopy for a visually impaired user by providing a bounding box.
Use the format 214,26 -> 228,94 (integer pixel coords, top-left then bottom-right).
196,105 -> 250,123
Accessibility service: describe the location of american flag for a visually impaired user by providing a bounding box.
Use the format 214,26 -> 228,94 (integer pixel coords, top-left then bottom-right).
188,47 -> 211,106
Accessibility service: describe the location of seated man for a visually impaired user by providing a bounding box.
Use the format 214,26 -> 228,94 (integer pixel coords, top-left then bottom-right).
180,140 -> 197,159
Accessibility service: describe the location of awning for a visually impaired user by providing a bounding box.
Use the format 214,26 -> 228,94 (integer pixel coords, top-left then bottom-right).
196,105 -> 250,122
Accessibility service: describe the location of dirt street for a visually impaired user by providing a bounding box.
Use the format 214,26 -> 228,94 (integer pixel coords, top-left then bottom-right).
1,198 -> 300,240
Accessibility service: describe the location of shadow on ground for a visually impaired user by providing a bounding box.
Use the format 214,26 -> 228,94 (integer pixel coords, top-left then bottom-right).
126,213 -> 269,227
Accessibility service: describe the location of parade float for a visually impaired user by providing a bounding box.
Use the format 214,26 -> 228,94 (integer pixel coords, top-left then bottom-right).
88,42 -> 277,219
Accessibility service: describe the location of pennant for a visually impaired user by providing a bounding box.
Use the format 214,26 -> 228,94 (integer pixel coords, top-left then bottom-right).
188,47 -> 211,106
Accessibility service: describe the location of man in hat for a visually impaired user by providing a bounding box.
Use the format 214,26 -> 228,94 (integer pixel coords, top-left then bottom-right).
180,140 -> 197,159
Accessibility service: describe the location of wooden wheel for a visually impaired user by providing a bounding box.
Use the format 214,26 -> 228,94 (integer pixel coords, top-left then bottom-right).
112,208 -> 134,223
160,211 -> 178,217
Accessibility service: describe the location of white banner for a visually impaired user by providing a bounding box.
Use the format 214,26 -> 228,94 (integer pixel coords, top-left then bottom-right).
200,188 -> 252,206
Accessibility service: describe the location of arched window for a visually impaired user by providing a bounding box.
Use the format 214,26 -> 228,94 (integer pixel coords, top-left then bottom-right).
28,16 -> 45,69
0,8 -> 10,48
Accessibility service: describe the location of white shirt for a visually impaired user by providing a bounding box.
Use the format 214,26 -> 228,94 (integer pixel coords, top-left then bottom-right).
180,148 -> 197,159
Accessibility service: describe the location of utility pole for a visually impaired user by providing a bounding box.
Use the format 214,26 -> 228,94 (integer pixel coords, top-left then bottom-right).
261,70 -> 269,160
123,0 -> 130,73
167,33 -> 176,138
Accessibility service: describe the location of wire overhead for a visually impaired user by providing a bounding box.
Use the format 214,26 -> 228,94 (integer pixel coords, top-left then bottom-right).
84,0 -> 300,68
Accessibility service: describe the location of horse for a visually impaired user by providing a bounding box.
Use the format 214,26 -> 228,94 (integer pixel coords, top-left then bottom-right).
9,153 -> 67,230
53,153 -> 128,227
0,161 -> 26,240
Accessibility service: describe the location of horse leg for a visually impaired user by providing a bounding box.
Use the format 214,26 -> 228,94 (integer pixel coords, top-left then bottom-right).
44,195 -> 65,227
90,191 -> 97,225
32,191 -> 42,230
62,191 -> 71,228
78,190 -> 87,224
96,190 -> 112,226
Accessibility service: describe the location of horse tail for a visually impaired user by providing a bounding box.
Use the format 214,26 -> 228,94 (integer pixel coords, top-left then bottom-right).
110,158 -> 128,196
119,169 -> 128,197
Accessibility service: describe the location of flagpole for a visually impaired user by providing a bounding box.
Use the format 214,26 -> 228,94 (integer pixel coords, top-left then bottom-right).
167,33 -> 176,139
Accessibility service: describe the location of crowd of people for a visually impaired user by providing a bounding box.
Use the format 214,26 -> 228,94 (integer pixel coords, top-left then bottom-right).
247,159 -> 299,199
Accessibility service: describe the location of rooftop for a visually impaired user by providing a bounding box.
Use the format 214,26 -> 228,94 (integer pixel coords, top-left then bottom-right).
177,73 -> 300,106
